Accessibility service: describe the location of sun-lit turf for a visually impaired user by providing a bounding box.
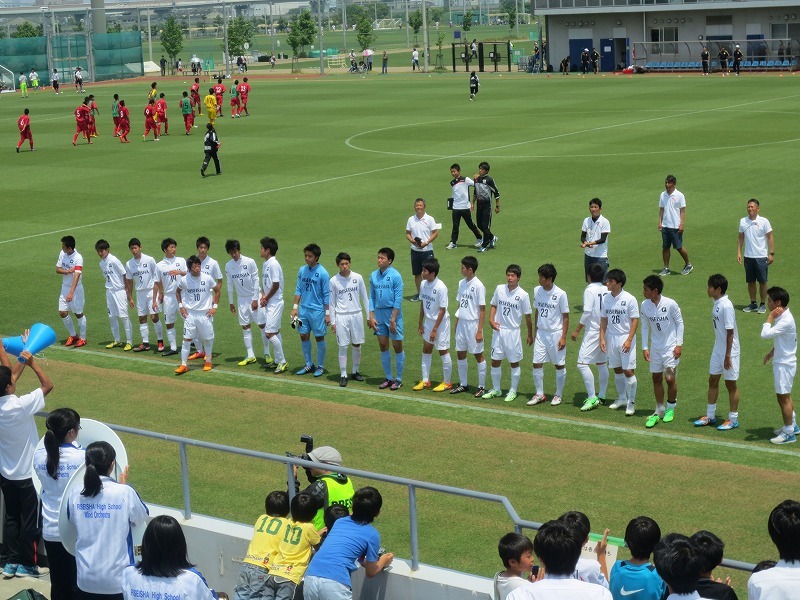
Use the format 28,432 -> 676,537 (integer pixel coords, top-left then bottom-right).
2,70 -> 799,594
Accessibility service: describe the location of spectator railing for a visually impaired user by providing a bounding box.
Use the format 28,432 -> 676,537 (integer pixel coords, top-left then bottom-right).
40,414 -> 756,574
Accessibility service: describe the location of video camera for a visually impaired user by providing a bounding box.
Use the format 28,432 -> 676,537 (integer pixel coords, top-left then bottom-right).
287,434 -> 315,484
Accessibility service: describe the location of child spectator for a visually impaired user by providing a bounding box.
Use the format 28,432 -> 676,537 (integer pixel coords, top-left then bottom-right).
303,486 -> 394,600
559,511 -> 610,587
265,492 -> 322,600
610,516 -> 666,600
689,530 -> 738,600
233,491 -> 290,600
748,499 -> 800,599
652,533 -> 705,599
321,504 -> 350,544
494,532 -> 536,600
508,520 -> 612,599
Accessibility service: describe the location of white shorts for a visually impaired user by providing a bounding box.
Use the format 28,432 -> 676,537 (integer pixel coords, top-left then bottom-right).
183,311 -> 214,341
259,300 -> 283,333
533,330 -> 565,366
105,289 -> 128,319
334,312 -> 365,346
709,352 -> 740,381
423,316 -> 450,351
607,334 -> 637,370
491,327 -> 523,363
161,295 -> 179,324
135,289 -> 156,317
648,348 -> 680,374
236,299 -> 259,327
578,328 -> 606,364
455,319 -> 484,354
774,362 -> 796,394
58,287 -> 85,314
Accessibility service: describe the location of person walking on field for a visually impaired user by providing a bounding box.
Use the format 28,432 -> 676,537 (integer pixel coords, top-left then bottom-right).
201,123 -> 221,177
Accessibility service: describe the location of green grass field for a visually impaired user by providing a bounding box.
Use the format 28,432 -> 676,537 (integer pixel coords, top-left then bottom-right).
2,69 -> 799,595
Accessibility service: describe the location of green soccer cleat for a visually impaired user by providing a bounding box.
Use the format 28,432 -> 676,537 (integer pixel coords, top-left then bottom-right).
645,413 -> 661,428
663,408 -> 675,423
482,389 -> 503,399
504,390 -> 518,403
581,397 -> 600,412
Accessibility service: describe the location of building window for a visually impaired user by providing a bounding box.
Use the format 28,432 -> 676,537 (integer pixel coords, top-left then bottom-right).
649,26 -> 678,55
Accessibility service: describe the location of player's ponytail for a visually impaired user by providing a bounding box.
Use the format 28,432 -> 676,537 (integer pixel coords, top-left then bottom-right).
82,441 -> 115,497
44,408 -> 80,479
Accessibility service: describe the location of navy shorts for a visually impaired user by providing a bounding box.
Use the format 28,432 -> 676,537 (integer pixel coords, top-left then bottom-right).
661,228 -> 683,250
744,257 -> 769,284
410,249 -> 434,276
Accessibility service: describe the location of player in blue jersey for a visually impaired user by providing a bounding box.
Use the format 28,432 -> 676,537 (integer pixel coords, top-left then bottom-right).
368,247 -> 406,390
291,244 -> 330,377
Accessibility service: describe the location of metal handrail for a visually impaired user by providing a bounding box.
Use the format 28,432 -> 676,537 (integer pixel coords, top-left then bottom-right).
41,415 -> 756,573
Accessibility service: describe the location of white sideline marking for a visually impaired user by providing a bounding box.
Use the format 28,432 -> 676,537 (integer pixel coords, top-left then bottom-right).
4,94 -> 799,247
344,94 -> 800,158
53,345 -> 800,459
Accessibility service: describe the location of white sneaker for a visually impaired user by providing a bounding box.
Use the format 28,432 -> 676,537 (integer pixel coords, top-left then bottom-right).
474,240 -> 483,248
490,236 -> 498,248
608,398 -> 626,410
659,268 -> 670,276
527,394 -> 547,406
445,242 -> 457,250
550,395 -> 562,406
625,401 -> 636,416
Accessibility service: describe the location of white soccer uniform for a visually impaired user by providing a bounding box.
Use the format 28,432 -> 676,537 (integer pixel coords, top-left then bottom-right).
640,295 -> 684,373
155,256 -> 188,323
121,567 -> 216,600
225,255 -> 260,326
68,477 -> 149,595
739,215 -> 773,258
330,271 -> 369,346
601,289 -> 639,370
179,272 -> 217,341
420,277 -> 450,350
99,253 -> 128,318
490,285 -> 532,363
125,254 -> 158,317
260,256 -> 284,333
578,282 -> 608,364
582,215 -> 611,258
659,188 -> 686,229
455,276 -> 486,354
533,284 -> 569,365
406,213 -> 437,252
761,308 -> 797,394
57,249 -> 85,313
200,255 -> 223,281
710,295 -> 740,380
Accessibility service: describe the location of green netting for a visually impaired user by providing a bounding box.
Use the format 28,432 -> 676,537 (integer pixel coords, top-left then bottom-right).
0,37 -> 47,79
91,32 -> 143,81
50,34 -> 89,82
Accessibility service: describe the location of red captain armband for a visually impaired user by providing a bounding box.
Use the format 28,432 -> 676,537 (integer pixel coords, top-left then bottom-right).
73,266 -> 83,272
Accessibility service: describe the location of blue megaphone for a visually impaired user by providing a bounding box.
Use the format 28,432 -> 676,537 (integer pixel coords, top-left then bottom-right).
19,323 -> 57,363
2,336 -> 25,357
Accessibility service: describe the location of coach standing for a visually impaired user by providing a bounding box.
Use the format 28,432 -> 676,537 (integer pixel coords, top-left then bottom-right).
737,199 -> 775,314
658,174 -> 693,276
473,161 -> 501,252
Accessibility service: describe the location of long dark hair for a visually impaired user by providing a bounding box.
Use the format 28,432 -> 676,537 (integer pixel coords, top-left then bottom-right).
137,515 -> 194,577
81,441 -> 115,498
44,408 -> 80,479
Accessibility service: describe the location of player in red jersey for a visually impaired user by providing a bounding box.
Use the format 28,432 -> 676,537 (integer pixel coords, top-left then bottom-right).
238,77 -> 250,116
213,78 -> 226,117
118,99 -> 131,143
87,94 -> 99,138
143,98 -> 159,141
72,98 -> 92,145
16,108 -> 34,152
190,77 -> 202,115
230,79 -> 240,118
155,92 -> 169,136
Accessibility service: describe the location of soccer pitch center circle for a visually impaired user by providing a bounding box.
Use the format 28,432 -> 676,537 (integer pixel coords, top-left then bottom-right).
344,113 -> 800,160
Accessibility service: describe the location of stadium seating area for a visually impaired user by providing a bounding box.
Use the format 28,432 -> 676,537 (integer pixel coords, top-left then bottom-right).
643,58 -> 798,72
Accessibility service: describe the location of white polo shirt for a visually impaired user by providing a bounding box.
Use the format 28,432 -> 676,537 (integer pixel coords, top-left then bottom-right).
739,215 -> 773,258
0,388 -> 44,480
